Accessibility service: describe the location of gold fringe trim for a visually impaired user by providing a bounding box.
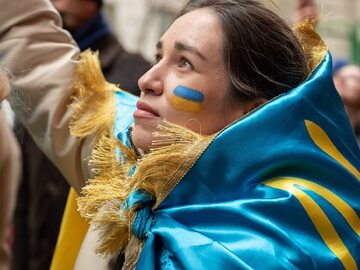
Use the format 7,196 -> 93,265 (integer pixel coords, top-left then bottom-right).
68,50 -> 138,255
69,50 -> 118,138
77,120 -> 213,258
123,235 -> 144,270
138,121 -> 214,208
293,19 -> 328,73
78,131 -> 136,255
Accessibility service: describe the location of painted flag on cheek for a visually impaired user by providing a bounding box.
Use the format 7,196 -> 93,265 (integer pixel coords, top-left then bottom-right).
170,85 -> 204,114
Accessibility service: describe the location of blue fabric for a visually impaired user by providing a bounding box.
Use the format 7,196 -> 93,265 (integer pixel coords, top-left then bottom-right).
132,52 -> 360,269
113,90 -> 137,148
124,190 -> 155,240
113,90 -> 137,166
72,12 -> 111,51
112,52 -> 360,269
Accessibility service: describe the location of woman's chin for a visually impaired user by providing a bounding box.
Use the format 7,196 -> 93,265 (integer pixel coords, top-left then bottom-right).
131,125 -> 154,153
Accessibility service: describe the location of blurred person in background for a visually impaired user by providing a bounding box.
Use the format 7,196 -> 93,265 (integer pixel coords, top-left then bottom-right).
51,0 -> 151,94
333,64 -> 360,143
294,0 -> 318,24
0,70 -> 21,270
294,0 -> 360,143
11,0 -> 151,269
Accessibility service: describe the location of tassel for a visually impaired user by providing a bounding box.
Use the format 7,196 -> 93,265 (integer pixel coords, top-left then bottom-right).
132,121 -> 215,207
293,20 -> 328,73
122,235 -> 144,270
77,130 -> 136,255
69,50 -> 118,138
77,120 -> 213,258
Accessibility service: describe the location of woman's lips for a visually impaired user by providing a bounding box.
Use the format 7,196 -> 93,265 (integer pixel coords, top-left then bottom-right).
134,100 -> 160,119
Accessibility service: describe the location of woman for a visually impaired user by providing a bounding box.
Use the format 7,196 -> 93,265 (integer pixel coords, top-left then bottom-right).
333,64 -> 360,143
0,0 -> 359,269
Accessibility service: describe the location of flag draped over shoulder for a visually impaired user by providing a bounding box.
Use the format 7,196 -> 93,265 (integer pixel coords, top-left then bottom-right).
67,23 -> 360,270
135,47 -> 360,270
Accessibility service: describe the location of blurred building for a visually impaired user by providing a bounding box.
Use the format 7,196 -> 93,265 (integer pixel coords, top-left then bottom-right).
103,0 -> 186,61
268,0 -> 360,63
103,0 -> 360,64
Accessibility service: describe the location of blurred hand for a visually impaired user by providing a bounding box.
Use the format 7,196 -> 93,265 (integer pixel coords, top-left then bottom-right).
0,70 -> 10,102
294,0 -> 318,25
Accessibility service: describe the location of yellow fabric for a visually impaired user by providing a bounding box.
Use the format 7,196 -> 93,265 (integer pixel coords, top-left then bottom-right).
305,120 -> 360,180
50,188 -> 89,270
264,177 -> 358,270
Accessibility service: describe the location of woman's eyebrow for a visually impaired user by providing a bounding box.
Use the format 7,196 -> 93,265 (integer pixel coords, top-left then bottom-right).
174,41 -> 207,61
156,40 -> 207,61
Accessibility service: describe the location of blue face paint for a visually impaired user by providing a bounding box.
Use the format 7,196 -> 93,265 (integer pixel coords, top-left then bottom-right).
173,86 -> 204,102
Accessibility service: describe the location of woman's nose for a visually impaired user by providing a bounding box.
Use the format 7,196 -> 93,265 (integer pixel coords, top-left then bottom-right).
138,65 -> 164,96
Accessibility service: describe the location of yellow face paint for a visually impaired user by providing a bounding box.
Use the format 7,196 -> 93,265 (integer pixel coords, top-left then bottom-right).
170,86 -> 204,114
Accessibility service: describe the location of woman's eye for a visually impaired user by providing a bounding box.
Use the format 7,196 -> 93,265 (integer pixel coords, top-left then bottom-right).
179,57 -> 193,70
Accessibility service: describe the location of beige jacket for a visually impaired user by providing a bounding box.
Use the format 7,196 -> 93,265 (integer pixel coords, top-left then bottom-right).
0,0 -> 91,194
0,0 -> 113,268
0,110 -> 20,270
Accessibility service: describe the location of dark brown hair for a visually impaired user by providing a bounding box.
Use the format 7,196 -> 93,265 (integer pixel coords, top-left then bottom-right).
179,0 -> 309,101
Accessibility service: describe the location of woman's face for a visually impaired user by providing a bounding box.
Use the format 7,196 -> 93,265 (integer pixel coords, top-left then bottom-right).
334,65 -> 360,128
132,8 -> 251,151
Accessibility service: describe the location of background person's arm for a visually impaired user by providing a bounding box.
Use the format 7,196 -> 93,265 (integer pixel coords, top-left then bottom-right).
0,110 -> 20,270
0,0 -> 94,193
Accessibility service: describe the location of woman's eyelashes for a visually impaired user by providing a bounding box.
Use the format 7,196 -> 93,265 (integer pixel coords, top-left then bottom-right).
178,57 -> 193,71
153,53 -> 194,72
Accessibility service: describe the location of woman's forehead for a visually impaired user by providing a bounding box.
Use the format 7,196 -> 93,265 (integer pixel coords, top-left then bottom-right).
159,8 -> 223,54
